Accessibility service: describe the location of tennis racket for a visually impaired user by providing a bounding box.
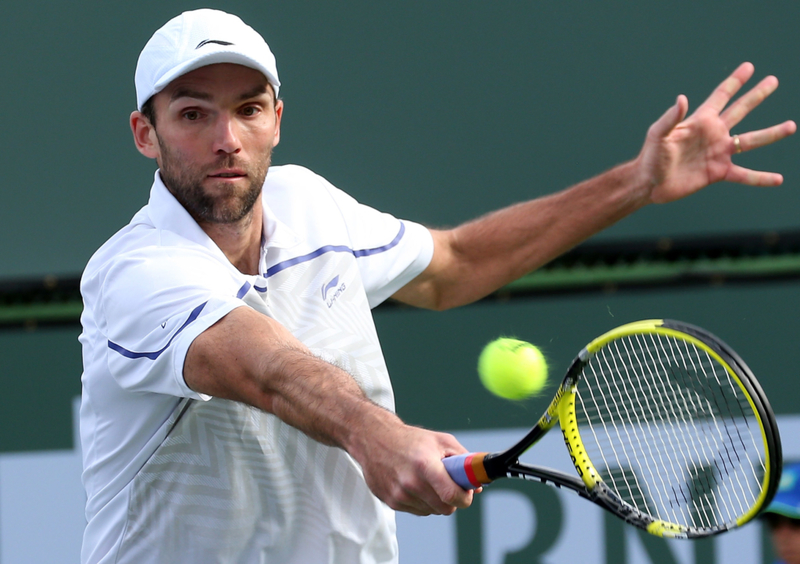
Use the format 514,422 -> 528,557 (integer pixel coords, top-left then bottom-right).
444,319 -> 781,539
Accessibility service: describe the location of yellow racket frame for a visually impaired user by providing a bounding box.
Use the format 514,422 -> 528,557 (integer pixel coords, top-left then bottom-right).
557,319 -> 776,537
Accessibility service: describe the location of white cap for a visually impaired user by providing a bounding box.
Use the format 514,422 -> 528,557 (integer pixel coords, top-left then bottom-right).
135,9 -> 280,110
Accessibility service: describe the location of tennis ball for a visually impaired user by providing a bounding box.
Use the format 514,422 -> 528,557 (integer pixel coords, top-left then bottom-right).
478,338 -> 548,400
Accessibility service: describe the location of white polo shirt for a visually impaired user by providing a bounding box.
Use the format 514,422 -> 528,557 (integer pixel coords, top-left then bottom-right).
79,165 -> 434,564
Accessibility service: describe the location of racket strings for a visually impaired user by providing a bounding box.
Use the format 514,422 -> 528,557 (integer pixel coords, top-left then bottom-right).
583,343 -> 664,517
658,336 -> 740,526
586,335 -> 700,524
574,333 -> 765,531
675,340 -> 755,522
643,334 -> 752,527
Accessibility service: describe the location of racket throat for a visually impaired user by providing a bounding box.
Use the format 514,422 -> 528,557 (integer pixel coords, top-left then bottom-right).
482,453 -> 511,482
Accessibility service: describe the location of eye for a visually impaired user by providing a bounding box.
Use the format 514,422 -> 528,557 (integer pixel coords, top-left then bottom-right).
182,110 -> 201,121
241,105 -> 260,117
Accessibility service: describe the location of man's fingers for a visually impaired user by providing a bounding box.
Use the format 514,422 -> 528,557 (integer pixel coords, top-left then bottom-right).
648,95 -> 688,140
416,461 -> 474,513
384,478 -> 445,516
720,75 -> 780,129
392,500 -> 439,517
390,474 -> 471,516
734,121 -> 797,153
724,164 -> 784,187
436,472 -> 475,510
701,62 -> 754,114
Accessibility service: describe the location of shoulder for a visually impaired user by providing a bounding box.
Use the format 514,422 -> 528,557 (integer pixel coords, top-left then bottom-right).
262,164 -> 365,235
85,224 -> 203,277
82,224 -> 236,305
264,164 -> 329,191
263,164 -> 355,204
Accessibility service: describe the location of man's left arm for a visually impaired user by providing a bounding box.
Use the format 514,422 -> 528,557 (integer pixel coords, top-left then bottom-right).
393,62 -> 796,311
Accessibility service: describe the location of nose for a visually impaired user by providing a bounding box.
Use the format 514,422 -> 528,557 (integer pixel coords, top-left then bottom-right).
212,114 -> 241,155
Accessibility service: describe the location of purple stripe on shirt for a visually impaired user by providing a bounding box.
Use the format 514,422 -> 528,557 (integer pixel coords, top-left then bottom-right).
264,222 -> 406,279
107,301 -> 207,360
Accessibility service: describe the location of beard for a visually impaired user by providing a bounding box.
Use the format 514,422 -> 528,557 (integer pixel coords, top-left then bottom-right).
156,133 -> 271,225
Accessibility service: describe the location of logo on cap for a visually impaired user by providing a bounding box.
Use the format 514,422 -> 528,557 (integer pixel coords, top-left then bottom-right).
196,39 -> 234,49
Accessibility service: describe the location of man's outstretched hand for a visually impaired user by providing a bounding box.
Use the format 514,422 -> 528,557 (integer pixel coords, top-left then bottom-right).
639,62 -> 796,204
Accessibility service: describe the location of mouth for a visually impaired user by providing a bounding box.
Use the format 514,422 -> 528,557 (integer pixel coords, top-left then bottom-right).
208,169 -> 247,180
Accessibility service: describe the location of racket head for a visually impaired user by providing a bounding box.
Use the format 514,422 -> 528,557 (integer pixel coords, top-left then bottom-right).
561,318 -> 781,538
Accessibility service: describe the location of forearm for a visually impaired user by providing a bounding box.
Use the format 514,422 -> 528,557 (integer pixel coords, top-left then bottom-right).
256,347 -> 397,449
402,158 -> 649,310
184,306 -> 473,514
184,306 -> 395,451
452,159 -> 648,277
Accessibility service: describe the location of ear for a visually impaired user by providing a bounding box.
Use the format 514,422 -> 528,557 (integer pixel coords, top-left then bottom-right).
130,111 -> 160,159
272,99 -> 284,147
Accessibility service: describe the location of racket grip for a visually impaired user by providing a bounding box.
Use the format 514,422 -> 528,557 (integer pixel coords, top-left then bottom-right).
443,452 -> 490,490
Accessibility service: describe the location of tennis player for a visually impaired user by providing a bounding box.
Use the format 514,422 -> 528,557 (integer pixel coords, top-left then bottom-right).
78,8 -> 795,564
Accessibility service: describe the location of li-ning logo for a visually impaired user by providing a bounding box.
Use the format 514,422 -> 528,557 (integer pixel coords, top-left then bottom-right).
196,39 -> 234,49
321,275 -> 346,308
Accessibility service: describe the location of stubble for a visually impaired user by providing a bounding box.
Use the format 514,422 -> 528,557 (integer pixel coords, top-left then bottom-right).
157,133 -> 271,225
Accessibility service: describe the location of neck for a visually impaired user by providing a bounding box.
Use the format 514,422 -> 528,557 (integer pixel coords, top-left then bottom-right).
199,199 -> 263,276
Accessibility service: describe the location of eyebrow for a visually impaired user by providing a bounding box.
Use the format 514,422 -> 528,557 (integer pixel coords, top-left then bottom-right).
237,83 -> 269,102
170,88 -> 212,103
169,83 -> 270,104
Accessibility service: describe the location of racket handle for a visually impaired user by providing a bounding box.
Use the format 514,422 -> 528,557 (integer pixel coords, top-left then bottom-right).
443,452 -> 491,490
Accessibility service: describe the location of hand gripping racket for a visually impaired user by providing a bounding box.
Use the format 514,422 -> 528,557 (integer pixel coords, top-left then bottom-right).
444,319 -> 781,539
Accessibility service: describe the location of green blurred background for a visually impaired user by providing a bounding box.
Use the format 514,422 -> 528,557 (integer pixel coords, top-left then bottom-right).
2,0 -> 798,280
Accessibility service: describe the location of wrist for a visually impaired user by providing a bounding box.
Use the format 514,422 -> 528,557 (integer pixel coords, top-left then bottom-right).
623,155 -> 658,208
342,403 -> 403,465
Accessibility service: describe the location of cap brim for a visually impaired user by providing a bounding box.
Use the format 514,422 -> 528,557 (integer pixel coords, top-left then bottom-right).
762,502 -> 800,520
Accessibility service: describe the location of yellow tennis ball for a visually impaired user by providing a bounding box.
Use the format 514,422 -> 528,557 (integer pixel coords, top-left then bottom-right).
478,338 -> 548,400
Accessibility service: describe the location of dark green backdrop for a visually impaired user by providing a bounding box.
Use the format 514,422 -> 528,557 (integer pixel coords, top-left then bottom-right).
1,0 -> 798,279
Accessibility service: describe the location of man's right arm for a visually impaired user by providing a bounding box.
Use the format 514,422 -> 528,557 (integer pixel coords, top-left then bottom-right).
392,63 -> 796,311
183,305 -> 475,516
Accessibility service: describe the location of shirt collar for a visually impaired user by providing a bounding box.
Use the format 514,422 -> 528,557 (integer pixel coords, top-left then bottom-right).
260,187 -> 303,250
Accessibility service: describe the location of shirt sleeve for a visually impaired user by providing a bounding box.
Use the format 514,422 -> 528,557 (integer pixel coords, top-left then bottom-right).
100,246 -> 247,399
322,178 -> 435,308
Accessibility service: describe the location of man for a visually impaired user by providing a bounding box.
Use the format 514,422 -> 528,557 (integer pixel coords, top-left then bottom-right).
78,8 -> 795,564
763,463 -> 800,564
